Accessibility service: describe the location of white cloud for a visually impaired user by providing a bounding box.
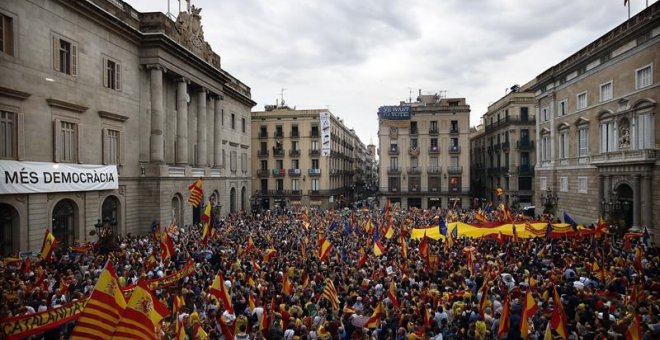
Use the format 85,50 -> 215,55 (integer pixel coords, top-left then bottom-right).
128,0 -> 655,143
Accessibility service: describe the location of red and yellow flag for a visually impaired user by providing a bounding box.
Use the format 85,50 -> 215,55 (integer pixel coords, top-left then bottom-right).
321,278 -> 340,310
71,262 -> 127,339
497,296 -> 510,339
550,286 -> 567,339
160,231 -> 175,261
241,236 -> 256,256
111,280 -> 169,340
172,295 -> 185,316
40,229 -> 57,262
209,271 -> 234,314
318,237 -> 333,262
387,281 -> 399,309
365,302 -> 384,329
282,272 -> 294,296
419,237 -> 429,259
520,290 -> 538,340
400,235 -> 408,259
625,313 -> 642,340
358,247 -> 367,267
373,240 -> 385,256
187,178 -> 203,207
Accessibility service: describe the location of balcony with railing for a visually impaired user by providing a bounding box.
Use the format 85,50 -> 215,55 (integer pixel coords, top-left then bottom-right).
310,130 -> 320,138
258,149 -> 269,158
429,145 -> 440,154
388,145 -> 399,155
485,115 -> 536,132
408,185 -> 420,192
429,127 -> 439,135
290,190 -> 303,196
447,166 -> 463,174
427,166 -> 442,174
274,131 -> 284,138
449,126 -> 460,134
449,145 -> 461,154
308,168 -> 321,176
257,169 -> 270,177
288,168 -> 301,177
517,140 -> 534,151
590,149 -> 656,164
272,168 -> 285,177
387,167 -> 401,174
518,164 -> 534,175
273,148 -> 285,158
290,130 -> 300,139
258,131 -> 268,139
289,149 -> 301,157
407,166 -> 421,175
309,149 -> 320,156
389,186 -> 400,192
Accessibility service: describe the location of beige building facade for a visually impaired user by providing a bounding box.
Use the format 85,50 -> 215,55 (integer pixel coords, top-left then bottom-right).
470,85 -> 537,206
377,94 -> 471,209
0,0 -> 254,255
533,3 -> 659,242
251,105 -> 359,210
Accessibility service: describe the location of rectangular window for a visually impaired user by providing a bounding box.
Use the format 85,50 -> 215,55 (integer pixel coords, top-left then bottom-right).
311,140 -> 319,151
103,58 -> 121,90
241,153 -> 247,172
541,135 -> 550,161
222,149 -> 226,168
520,107 -> 529,121
0,14 -> 14,56
410,138 -> 418,148
292,178 -> 300,191
559,100 -> 567,116
230,151 -> 237,171
260,160 -> 267,170
542,107 -> 549,121
578,128 -> 588,157
578,176 -> 588,194
559,131 -> 568,159
390,157 -> 398,169
312,159 -> 319,169
311,178 -> 320,191
242,118 -> 246,133
60,121 -> 78,163
276,179 -> 284,191
430,138 -> 438,149
388,177 -> 400,191
539,177 -> 547,191
600,121 -> 616,153
107,129 -> 120,164
0,110 -> 16,159
636,64 -> 652,89
560,176 -> 568,192
53,36 -> 77,76
292,159 -> 299,168
410,121 -> 418,134
410,157 -> 418,168
292,140 -> 299,151
600,82 -> 612,102
430,121 -> 438,132
577,92 -> 587,110
275,159 -> 283,169
231,114 -> 235,129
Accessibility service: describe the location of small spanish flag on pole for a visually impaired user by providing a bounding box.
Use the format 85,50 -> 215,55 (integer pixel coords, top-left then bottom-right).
40,229 -> 57,262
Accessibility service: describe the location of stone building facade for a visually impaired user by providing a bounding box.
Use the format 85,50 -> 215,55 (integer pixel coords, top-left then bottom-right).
250,105 -> 360,210
533,3 -> 659,241
377,94 -> 471,209
0,0 -> 254,255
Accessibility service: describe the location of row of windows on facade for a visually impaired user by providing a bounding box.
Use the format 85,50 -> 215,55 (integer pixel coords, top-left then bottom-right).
539,113 -> 654,161
260,178 -> 322,192
260,159 -> 320,170
487,129 -> 532,148
386,176 -> 462,191
404,120 -> 461,134
488,107 -> 531,127
387,156 -> 461,169
539,176 -> 589,194
390,137 -> 461,150
540,64 -> 653,121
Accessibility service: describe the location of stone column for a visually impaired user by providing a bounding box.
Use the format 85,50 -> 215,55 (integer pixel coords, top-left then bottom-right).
604,175 -> 611,201
213,96 -> 223,167
598,174 -> 604,216
633,174 -> 641,228
196,88 -> 207,167
176,77 -> 189,165
642,174 -> 652,229
149,65 -> 165,163
207,95 -> 215,166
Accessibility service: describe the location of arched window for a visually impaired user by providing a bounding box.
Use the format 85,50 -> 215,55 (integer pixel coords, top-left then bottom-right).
52,199 -> 77,246
171,194 -> 182,226
101,196 -> 120,234
230,188 -> 237,213
241,186 -> 247,211
0,204 -> 19,256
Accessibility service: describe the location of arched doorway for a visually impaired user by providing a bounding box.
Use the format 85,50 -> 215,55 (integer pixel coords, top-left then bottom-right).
241,187 -> 247,211
52,199 -> 77,247
615,183 -> 633,229
101,196 -> 120,234
230,187 -> 236,213
171,195 -> 182,227
192,193 -> 203,225
0,204 -> 19,256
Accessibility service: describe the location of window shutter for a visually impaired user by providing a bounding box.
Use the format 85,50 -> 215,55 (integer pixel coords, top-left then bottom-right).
102,128 -> 108,165
52,37 -> 60,72
16,112 -> 24,160
115,63 -> 121,91
102,57 -> 108,88
71,44 -> 77,76
53,119 -> 61,162
75,123 -> 81,163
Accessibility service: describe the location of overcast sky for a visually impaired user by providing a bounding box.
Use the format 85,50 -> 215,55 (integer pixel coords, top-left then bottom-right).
128,0 -> 656,145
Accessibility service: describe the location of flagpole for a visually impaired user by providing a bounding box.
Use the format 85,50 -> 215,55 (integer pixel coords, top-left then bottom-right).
628,1 -> 631,19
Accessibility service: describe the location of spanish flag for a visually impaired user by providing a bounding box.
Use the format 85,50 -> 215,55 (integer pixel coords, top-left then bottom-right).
550,286 -> 567,340
364,218 -> 374,234
175,316 -> 186,340
418,237 -> 429,260
187,178 -> 203,207
478,280 -> 489,316
201,201 -> 212,224
241,236 -> 256,256
387,281 -> 399,309
318,237 -> 333,262
400,235 -> 408,259
172,295 -> 185,315
497,296 -> 510,339
40,229 -> 57,262
625,313 -> 642,340
357,247 -> 367,267
111,280 -> 169,340
520,290 -> 538,340
160,231 -> 175,261
384,222 -> 394,239
248,293 -> 256,312
209,271 -> 234,314
71,262 -> 127,339
365,302 -> 384,328
282,272 -> 294,295
373,240 -> 385,256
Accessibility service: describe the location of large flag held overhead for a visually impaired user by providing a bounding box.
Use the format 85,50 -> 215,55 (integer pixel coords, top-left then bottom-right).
550,286 -> 568,340
365,302 -> 384,329
520,289 -> 538,340
40,229 -> 57,262
111,280 -> 169,340
373,240 -> 385,256
318,237 -> 333,262
387,281 -> 399,309
70,262 -> 127,339
187,178 -> 204,207
160,231 -> 175,261
497,296 -> 511,339
209,271 -> 234,314
322,278 -> 340,310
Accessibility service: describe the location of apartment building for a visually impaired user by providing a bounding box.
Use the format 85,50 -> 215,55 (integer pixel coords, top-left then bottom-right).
470,85 -> 537,206
377,94 -> 471,209
533,2 -> 659,241
0,0 -> 255,255
251,105 -> 360,209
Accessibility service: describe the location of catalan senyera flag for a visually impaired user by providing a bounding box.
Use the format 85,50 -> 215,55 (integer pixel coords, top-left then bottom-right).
497,296 -> 510,339
282,272 -> 294,295
475,209 -> 487,224
160,231 -> 175,261
365,302 -> 384,328
209,271 -> 234,314
373,240 -> 385,256
318,237 -> 333,262
322,278 -> 340,310
70,262 -> 127,339
520,290 -> 538,340
387,281 -> 399,309
40,229 -> 57,262
111,280 -> 169,340
187,178 -> 204,207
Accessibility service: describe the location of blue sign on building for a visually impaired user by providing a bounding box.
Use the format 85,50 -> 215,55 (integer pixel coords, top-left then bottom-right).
378,106 -> 411,120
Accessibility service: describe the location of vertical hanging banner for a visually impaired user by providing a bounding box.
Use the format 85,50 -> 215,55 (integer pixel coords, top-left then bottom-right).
320,111 -> 331,157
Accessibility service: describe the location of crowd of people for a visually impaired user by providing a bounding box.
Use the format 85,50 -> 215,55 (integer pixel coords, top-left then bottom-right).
0,204 -> 657,339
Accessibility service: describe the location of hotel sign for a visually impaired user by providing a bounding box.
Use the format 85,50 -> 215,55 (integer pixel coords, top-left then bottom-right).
0,160 -> 118,194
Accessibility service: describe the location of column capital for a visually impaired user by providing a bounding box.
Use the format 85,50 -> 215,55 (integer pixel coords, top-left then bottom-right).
178,77 -> 190,85
145,63 -> 166,72
196,87 -> 208,94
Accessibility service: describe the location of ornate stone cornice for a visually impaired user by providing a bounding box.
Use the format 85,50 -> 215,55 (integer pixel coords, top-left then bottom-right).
0,86 -> 31,100
46,98 -> 88,113
98,110 -> 129,122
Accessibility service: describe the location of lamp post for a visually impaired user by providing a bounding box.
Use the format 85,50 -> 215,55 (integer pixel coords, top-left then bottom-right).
539,188 -> 559,215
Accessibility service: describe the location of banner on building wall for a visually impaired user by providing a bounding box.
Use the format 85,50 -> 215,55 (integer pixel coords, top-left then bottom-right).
320,111 -> 331,157
378,106 -> 411,120
0,160 -> 118,194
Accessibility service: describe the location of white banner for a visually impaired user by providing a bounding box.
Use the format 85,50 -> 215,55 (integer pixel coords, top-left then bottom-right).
320,111 -> 331,157
0,160 -> 118,194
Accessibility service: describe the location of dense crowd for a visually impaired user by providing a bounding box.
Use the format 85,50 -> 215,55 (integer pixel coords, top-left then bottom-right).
0,204 -> 657,340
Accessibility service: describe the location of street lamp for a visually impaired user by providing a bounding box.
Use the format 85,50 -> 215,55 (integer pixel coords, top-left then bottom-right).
539,188 -> 559,215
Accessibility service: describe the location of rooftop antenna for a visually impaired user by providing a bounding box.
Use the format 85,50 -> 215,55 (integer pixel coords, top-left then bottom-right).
408,88 -> 413,103
280,88 -> 286,107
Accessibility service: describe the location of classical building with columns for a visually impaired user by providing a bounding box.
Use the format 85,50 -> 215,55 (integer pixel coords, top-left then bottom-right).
0,0 -> 254,255
532,3 -> 659,242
